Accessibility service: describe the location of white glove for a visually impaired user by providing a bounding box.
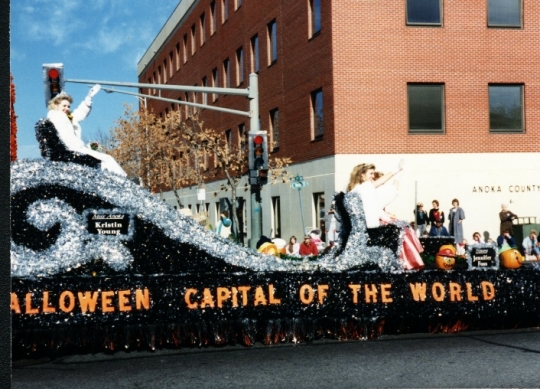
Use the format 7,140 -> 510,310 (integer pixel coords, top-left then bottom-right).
85,84 -> 101,106
88,84 -> 101,98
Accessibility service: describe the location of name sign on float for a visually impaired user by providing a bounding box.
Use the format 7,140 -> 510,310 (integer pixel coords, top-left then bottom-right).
87,212 -> 130,236
470,247 -> 497,268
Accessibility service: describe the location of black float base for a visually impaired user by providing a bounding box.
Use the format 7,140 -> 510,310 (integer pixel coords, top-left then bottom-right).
12,267 -> 540,359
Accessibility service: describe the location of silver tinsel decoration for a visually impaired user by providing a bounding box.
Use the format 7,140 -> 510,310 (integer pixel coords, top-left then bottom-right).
11,160 -> 407,277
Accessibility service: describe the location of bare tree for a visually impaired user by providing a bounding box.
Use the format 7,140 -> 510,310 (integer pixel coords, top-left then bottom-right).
110,108 -> 292,241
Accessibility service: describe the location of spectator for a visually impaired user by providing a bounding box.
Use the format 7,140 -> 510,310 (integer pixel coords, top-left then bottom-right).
496,229 -> 517,254
324,208 -> 341,244
429,220 -> 450,237
216,210 -> 232,238
428,200 -> 445,227
448,198 -> 465,243
471,232 -> 484,245
522,230 -> 540,260
414,202 -> 428,237
499,204 -> 518,235
299,235 -> 319,256
285,236 -> 300,255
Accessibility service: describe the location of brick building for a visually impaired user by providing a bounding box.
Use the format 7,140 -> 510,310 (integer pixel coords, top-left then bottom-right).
138,0 -> 540,245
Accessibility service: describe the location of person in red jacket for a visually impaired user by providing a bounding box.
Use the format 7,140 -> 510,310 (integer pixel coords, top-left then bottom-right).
299,235 -> 319,256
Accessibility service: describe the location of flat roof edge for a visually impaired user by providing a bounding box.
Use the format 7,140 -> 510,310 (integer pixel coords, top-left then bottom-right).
137,0 -> 197,77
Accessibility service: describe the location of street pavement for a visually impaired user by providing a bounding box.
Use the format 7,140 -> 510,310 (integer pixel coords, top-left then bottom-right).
12,328 -> 540,388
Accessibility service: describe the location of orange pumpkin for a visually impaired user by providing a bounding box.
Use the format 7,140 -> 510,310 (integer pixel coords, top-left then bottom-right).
439,244 -> 456,255
435,247 -> 456,270
500,249 -> 523,269
258,242 -> 280,256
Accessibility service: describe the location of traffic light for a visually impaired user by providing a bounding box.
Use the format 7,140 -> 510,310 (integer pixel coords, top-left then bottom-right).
248,132 -> 269,186
43,63 -> 65,107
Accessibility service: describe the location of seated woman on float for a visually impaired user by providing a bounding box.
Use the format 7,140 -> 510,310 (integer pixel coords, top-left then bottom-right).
346,160 -> 424,270
46,85 -> 127,177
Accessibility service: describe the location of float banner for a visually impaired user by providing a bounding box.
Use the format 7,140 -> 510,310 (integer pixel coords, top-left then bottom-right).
12,268 -> 540,329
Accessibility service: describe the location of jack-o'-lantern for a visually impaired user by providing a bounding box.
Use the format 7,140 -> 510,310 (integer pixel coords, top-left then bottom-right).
435,248 -> 456,270
500,249 -> 523,269
439,244 -> 456,256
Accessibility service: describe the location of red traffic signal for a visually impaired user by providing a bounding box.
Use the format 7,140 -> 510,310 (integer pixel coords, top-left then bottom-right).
48,68 -> 59,79
248,132 -> 269,186
43,63 -> 65,107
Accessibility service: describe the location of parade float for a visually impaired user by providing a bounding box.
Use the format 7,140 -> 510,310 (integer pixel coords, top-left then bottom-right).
10,119 -> 540,359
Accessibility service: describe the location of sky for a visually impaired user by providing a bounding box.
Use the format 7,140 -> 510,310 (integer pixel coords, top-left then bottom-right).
10,0 -> 180,159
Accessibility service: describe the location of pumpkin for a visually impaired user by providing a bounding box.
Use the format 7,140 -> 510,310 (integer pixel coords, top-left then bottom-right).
439,244 -> 456,256
435,247 -> 456,270
500,249 -> 523,269
258,242 -> 280,256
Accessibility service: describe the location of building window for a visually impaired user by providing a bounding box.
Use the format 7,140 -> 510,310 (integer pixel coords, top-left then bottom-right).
203,150 -> 209,171
236,47 -> 244,85
251,35 -> 259,73
225,129 -> 232,153
162,60 -> 167,83
309,0 -> 322,37
175,43 -> 181,70
223,58 -> 230,88
489,84 -> 524,133
192,86 -> 197,105
210,1 -> 217,35
406,0 -> 442,26
408,84 -> 445,134
222,0 -> 229,23
183,34 -> 188,63
311,89 -> 324,138
271,197 -> 282,238
268,20 -> 278,65
152,72 -> 156,94
191,24 -> 196,55
157,66 -> 162,84
235,0 -> 242,10
238,123 -> 247,152
212,68 -> 219,102
214,202 -> 221,226
169,52 -> 174,77
184,92 -> 189,117
270,108 -> 279,150
202,76 -> 208,105
200,13 -> 206,45
488,0 -> 522,28
313,193 -> 325,233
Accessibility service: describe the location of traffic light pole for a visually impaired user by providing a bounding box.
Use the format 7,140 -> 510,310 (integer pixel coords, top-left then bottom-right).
248,73 -> 262,250
63,69 -> 264,249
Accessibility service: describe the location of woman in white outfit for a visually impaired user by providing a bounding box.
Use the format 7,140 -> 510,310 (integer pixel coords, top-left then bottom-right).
346,160 -> 424,270
46,85 -> 127,176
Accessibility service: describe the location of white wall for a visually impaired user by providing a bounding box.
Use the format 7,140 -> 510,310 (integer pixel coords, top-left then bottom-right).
336,153 -> 540,242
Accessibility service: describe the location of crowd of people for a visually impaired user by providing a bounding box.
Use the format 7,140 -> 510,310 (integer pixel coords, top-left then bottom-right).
413,199 -> 537,258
